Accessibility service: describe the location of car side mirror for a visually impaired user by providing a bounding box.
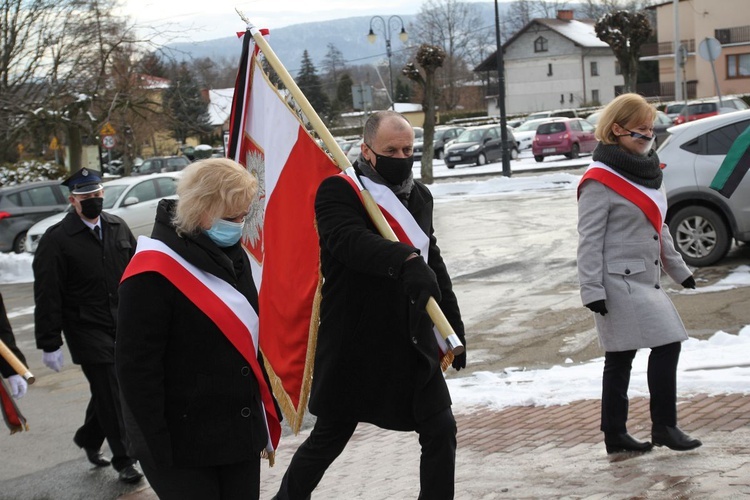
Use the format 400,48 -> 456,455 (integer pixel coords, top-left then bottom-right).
122,196 -> 140,207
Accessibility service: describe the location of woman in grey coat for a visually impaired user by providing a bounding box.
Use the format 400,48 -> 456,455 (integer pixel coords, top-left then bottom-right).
577,93 -> 702,455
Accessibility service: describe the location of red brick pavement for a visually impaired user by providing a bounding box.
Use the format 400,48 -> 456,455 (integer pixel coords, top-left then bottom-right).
121,394 -> 750,499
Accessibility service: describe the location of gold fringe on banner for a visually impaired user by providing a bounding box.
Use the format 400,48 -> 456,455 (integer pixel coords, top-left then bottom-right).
262,253 -> 323,435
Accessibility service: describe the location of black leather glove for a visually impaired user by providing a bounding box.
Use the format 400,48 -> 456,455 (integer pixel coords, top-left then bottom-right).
585,299 -> 608,316
452,336 -> 467,371
681,276 -> 696,289
400,257 -> 441,311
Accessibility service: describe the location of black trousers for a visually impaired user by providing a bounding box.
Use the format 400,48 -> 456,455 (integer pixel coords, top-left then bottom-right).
276,407 -> 457,500
601,341 -> 681,433
73,363 -> 135,471
141,458 -> 260,500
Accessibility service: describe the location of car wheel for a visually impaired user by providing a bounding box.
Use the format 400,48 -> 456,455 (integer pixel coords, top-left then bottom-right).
534,155 -> 544,163
566,143 -> 580,159
669,206 -> 731,267
476,153 -> 487,166
446,163 -> 455,169
437,149 -> 444,160
510,147 -> 519,160
12,231 -> 27,254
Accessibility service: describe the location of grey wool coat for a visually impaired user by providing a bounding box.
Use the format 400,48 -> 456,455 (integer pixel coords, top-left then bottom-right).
577,179 -> 692,352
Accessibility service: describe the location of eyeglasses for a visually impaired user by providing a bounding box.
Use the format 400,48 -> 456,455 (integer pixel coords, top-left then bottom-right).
618,128 -> 655,141
221,214 -> 247,223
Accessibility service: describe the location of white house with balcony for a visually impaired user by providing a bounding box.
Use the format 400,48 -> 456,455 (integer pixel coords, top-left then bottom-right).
475,10 -> 623,115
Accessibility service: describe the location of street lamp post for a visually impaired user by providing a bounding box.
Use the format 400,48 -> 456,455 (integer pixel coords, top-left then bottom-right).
367,15 -> 408,110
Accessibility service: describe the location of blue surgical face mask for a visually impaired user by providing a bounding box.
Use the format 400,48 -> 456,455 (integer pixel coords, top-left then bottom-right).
204,218 -> 245,247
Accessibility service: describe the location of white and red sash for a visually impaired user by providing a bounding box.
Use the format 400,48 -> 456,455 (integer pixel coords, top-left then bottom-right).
578,162 -> 667,235
121,236 -> 280,457
338,172 -> 450,356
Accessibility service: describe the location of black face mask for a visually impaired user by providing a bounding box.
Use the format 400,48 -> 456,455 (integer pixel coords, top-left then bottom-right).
368,150 -> 414,185
80,197 -> 103,219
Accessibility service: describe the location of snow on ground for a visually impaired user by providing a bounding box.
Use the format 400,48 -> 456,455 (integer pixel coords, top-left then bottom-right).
4,156 -> 750,411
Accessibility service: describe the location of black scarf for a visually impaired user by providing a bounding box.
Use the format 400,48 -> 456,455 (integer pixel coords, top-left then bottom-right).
354,153 -> 414,205
592,143 -> 663,189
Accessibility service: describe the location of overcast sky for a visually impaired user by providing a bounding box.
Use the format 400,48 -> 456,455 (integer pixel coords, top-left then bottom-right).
122,0 -> 423,42
120,0 -> 515,43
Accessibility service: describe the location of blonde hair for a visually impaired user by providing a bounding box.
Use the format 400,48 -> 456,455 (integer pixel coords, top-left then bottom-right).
595,93 -> 657,144
173,158 -> 258,236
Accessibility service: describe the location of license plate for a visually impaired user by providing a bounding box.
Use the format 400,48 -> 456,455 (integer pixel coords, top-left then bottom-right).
448,156 -> 461,162
542,148 -> 556,154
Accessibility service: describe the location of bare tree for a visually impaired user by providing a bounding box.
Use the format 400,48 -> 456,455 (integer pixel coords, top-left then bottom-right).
595,10 -> 652,92
410,0 -> 482,111
403,44 -> 446,185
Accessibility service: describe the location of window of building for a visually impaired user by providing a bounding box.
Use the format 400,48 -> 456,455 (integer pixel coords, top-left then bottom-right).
591,61 -> 599,76
534,36 -> 548,53
727,53 -> 750,79
547,63 -> 553,77
614,61 -> 622,75
592,89 -> 600,104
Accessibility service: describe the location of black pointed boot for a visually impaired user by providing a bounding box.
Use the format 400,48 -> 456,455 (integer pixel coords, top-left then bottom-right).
604,432 -> 653,454
652,425 -> 702,451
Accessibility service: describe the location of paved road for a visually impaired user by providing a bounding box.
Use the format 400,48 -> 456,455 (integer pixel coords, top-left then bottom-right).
3,162 -> 750,498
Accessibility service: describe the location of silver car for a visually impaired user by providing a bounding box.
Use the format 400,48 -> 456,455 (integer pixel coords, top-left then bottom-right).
26,173 -> 181,253
659,109 -> 750,266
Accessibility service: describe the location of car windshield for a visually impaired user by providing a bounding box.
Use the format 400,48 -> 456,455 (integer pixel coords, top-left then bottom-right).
537,122 -> 566,134
102,184 -> 128,209
666,103 -> 685,114
516,120 -> 546,132
455,128 -> 488,143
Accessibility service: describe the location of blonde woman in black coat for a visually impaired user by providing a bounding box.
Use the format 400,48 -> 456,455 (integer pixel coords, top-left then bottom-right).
117,159 -> 281,499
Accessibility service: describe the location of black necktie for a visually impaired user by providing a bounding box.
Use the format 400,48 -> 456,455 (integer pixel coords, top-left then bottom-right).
94,225 -> 101,240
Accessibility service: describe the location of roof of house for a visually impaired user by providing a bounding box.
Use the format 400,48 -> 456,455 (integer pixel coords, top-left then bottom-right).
474,18 -> 608,72
207,88 -> 234,127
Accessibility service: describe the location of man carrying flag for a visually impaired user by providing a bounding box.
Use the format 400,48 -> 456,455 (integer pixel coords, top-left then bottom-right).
274,111 -> 467,500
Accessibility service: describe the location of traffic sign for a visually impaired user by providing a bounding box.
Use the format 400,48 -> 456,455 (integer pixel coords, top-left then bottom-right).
101,122 -> 116,136
101,135 -> 116,149
698,37 -> 722,62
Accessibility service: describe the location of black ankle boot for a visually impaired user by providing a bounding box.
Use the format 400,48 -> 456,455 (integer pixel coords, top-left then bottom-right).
652,425 -> 702,451
604,432 -> 653,454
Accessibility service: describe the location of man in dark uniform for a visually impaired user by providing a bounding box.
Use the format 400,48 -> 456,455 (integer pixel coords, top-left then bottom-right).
32,168 -> 143,484
274,111 -> 467,500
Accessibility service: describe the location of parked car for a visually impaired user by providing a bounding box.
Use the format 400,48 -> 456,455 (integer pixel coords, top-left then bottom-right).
586,109 -> 673,147
345,138 -> 364,164
513,118 -> 566,151
664,103 -> 685,122
659,109 -> 750,266
26,173 -> 181,253
0,180 -> 69,253
134,155 -> 190,175
531,118 -> 597,162
413,126 -> 465,160
525,108 -> 578,121
444,125 -> 519,169
672,96 -> 749,125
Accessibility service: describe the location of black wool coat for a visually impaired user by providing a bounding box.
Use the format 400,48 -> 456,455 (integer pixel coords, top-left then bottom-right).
33,211 -> 135,364
116,199 -> 279,469
309,172 -> 465,430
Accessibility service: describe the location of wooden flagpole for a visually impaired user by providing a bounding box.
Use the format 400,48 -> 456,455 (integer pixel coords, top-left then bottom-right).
0,339 -> 34,384
236,14 -> 463,356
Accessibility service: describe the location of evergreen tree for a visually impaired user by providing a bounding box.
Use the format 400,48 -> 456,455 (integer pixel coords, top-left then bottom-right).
163,63 -> 213,143
336,73 -> 355,111
296,50 -> 331,122
395,79 -> 411,103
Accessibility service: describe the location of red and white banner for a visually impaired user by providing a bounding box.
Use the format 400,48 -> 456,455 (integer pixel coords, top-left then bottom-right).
228,30 -> 339,432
